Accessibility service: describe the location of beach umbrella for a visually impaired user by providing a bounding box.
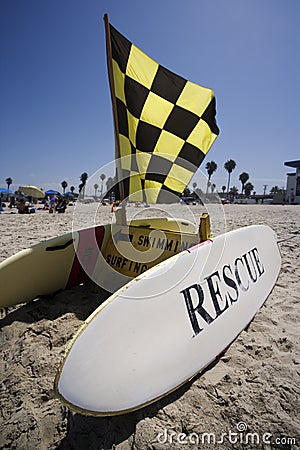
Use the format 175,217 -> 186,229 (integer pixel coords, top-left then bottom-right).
0,188 -> 13,194
64,192 -> 74,197
19,186 -> 45,198
45,189 -> 61,196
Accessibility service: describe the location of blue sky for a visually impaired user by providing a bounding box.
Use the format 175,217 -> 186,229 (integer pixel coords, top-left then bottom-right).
1,0 -> 299,195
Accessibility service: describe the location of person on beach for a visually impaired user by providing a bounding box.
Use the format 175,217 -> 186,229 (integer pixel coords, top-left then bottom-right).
56,198 -> 67,213
16,199 -> 29,214
291,190 -> 295,204
43,200 -> 50,210
49,195 -> 58,213
8,196 -> 15,208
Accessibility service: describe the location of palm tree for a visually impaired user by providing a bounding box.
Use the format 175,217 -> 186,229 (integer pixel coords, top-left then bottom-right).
79,172 -> 88,199
224,159 -> 236,197
244,182 -> 254,197
239,172 -> 249,196
229,185 -> 239,201
6,177 -> 12,189
205,161 -> 217,193
195,187 -> 204,201
61,180 -> 68,194
100,173 -> 106,198
270,186 -> 281,194
94,183 -> 99,198
70,186 -> 75,194
106,176 -> 114,191
221,185 -> 226,196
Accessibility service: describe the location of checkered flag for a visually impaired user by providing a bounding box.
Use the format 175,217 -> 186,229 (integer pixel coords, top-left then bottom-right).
107,21 -> 219,203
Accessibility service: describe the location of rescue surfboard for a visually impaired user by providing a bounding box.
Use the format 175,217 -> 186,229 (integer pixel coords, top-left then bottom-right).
55,225 -> 281,416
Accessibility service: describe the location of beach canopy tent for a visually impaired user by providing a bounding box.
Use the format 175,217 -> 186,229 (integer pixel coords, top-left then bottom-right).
19,186 -> 45,199
0,188 -> 13,195
45,189 -> 61,196
0,188 -> 14,202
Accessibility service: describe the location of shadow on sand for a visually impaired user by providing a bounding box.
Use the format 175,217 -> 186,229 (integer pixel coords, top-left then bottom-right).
0,281 -> 110,327
1,282 -> 222,449
56,361 -> 218,450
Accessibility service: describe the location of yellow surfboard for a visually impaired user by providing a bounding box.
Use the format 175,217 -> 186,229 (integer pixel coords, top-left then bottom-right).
0,216 -> 209,308
0,225 -> 107,308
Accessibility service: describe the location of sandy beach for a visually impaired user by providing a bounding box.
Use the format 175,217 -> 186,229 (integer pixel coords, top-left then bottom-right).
0,203 -> 299,449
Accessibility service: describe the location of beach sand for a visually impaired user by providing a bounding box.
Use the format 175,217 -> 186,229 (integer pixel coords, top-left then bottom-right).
0,203 -> 299,449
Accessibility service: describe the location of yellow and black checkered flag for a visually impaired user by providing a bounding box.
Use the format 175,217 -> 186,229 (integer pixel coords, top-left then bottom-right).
108,22 -> 219,204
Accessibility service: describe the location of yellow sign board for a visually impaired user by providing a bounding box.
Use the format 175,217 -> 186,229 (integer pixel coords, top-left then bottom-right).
102,224 -> 199,278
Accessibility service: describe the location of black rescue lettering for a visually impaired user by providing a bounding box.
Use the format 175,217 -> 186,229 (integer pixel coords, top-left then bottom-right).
251,247 -> 265,276
180,284 -> 214,336
234,257 -> 249,292
182,247 -> 265,337
242,252 -> 258,282
205,271 -> 229,317
223,264 -> 239,303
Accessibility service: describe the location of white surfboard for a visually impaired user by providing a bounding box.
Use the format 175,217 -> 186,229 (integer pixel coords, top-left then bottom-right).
0,217 -> 199,308
55,225 -> 281,416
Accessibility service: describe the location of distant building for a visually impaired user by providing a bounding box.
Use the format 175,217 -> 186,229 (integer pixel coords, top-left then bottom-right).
285,160 -> 300,204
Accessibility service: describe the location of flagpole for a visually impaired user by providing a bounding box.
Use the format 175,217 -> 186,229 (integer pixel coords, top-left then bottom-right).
103,14 -> 126,223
